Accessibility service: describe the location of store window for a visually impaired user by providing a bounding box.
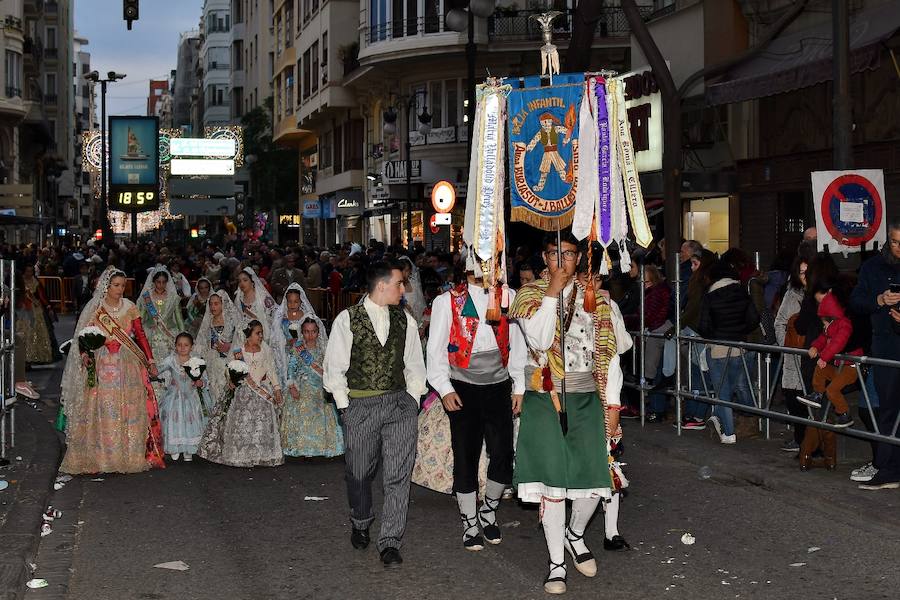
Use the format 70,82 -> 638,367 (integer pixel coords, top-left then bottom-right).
684,197 -> 730,255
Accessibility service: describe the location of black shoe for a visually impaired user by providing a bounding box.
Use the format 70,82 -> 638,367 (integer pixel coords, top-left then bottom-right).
859,472 -> 900,490
380,547 -> 403,568
478,497 -> 502,545
350,527 -> 370,550
603,535 -> 631,551
797,392 -> 823,409
834,412 -> 854,428
463,532 -> 485,551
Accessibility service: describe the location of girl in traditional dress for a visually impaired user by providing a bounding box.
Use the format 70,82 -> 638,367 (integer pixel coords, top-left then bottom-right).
198,320 -> 284,467
157,332 -> 214,462
59,267 -> 165,474
185,277 -> 213,336
16,264 -> 61,365
235,267 -> 277,337
195,290 -> 245,404
139,267 -> 185,364
271,283 -> 342,457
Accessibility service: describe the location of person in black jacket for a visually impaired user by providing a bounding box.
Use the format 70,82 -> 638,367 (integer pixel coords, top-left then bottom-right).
698,260 -> 761,444
852,218 -> 900,490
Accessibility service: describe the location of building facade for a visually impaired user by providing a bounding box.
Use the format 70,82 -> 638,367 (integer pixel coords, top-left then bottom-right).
200,0 -> 231,126
173,30 -> 200,130
630,0 -> 900,265
72,30 -> 93,235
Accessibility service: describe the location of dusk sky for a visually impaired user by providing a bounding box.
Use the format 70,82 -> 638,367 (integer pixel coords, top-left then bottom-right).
75,0 -> 202,116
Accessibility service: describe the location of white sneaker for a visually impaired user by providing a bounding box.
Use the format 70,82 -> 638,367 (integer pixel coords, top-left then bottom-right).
170,453 -> 180,461
183,454 -> 193,462
15,382 -> 40,400
707,415 -> 723,439
850,462 -> 877,483
720,434 -> 737,445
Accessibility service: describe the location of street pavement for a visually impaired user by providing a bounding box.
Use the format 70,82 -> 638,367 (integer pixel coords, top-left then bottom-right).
17,319 -> 900,600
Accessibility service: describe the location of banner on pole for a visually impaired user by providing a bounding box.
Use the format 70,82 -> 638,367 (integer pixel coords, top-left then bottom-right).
508,74 -> 583,231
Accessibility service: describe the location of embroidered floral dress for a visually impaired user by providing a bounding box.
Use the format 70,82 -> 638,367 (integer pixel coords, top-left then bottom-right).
278,319 -> 343,457
198,342 -> 283,468
17,277 -> 60,364
60,301 -> 164,474
157,354 -> 214,456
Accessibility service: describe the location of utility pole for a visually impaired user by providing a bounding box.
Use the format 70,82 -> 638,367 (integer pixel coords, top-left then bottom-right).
832,0 -> 853,169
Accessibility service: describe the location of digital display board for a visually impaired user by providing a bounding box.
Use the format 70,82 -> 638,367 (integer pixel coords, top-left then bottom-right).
108,116 -> 160,212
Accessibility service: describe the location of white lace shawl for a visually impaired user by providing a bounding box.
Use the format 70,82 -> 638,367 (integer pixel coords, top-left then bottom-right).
233,266 -> 277,337
269,282 -> 328,389
195,290 -> 245,358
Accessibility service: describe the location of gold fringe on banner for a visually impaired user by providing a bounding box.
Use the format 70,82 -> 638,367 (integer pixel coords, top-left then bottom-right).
511,206 -> 575,232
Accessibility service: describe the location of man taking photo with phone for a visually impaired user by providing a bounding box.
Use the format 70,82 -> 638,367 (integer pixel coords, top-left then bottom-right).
851,217 -> 900,490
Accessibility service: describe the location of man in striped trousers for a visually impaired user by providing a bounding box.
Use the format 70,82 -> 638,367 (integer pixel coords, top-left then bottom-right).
324,261 -> 427,568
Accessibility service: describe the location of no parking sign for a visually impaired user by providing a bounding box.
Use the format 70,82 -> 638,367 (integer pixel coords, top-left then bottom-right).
811,170 -> 886,254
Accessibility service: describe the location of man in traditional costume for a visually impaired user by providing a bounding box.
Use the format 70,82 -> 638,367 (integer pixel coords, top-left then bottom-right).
323,261 -> 427,568
508,231 -> 631,595
525,112 -> 571,192
426,256 -> 525,551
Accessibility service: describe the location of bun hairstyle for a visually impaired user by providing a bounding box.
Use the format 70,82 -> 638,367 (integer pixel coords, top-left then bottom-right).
243,319 -> 263,339
176,332 -> 195,345
301,317 -> 319,332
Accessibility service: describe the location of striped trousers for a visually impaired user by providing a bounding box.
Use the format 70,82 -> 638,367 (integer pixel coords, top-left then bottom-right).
342,390 -> 418,552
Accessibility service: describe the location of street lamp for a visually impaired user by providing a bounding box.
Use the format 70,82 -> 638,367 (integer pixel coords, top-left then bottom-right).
385,91 -> 431,252
85,70 -> 127,241
445,1 -> 496,157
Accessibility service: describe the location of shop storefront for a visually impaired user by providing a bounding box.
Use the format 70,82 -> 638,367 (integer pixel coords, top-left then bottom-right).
335,190 -> 364,244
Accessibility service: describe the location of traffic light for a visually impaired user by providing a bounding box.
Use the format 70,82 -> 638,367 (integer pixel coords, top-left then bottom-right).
123,0 -> 139,30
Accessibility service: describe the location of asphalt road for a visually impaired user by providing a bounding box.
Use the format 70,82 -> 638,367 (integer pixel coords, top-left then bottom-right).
28,416 -> 899,600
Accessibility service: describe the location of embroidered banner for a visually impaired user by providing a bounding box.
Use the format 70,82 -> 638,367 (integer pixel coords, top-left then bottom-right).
508,75 -> 583,231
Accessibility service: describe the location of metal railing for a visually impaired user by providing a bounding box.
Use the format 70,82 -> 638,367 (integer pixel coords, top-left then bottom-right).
627,254 -> 900,447
365,15 -> 448,45
487,7 -> 649,42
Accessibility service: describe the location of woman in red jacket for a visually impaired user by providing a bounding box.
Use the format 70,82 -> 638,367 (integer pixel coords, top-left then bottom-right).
799,290 -> 862,428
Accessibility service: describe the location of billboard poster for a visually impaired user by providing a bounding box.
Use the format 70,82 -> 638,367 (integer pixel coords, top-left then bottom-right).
109,116 -> 159,186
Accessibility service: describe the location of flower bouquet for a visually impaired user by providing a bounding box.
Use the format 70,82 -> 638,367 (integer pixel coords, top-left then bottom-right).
78,326 -> 107,387
288,321 -> 300,339
222,359 -> 250,415
183,356 -> 208,416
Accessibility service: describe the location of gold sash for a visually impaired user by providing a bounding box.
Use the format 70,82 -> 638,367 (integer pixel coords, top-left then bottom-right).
95,306 -> 151,368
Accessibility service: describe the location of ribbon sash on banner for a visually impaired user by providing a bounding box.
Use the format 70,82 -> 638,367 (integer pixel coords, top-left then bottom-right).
611,79 -> 652,248
596,80 -> 612,247
474,93 -> 502,262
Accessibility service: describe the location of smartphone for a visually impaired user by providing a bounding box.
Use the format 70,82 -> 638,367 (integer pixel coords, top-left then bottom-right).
890,283 -> 900,293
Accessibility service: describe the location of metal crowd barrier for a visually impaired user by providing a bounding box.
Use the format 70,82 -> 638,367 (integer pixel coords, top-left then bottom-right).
625,254 -> 900,448
38,276 -> 139,314
1,260 -> 16,460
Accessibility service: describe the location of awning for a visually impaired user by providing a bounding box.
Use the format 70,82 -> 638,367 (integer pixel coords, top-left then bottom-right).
706,3 -> 900,106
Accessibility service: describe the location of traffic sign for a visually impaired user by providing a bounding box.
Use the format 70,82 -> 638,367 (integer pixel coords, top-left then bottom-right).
811,170 -> 886,253
431,180 -> 456,213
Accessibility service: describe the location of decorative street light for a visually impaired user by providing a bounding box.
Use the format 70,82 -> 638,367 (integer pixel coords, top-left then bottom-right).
85,70 -> 127,241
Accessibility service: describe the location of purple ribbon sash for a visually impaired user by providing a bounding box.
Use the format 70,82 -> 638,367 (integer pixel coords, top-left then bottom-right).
596,79 -> 612,246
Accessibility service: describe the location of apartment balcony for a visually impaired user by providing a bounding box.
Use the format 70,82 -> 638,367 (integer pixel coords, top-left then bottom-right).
43,46 -> 57,59
0,90 -> 26,119
487,7 -> 651,43
4,15 -> 23,40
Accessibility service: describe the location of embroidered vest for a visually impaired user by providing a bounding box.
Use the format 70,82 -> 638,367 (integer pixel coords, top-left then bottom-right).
346,304 -> 407,392
447,285 -> 510,369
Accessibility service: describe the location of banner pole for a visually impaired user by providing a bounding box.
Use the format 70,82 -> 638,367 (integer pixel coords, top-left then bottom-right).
557,221 -> 568,435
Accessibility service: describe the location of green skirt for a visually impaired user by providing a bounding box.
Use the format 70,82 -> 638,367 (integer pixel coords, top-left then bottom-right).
514,390 -> 611,502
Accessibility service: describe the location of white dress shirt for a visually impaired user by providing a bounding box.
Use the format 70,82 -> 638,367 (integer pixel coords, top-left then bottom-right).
323,296 -> 427,409
511,283 -> 633,405
426,284 -> 526,398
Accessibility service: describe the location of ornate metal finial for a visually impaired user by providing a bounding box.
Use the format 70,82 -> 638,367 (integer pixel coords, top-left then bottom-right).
531,11 -> 562,81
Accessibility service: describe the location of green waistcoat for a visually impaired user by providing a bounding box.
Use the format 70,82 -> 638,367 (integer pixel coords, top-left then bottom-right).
346,304 -> 407,394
